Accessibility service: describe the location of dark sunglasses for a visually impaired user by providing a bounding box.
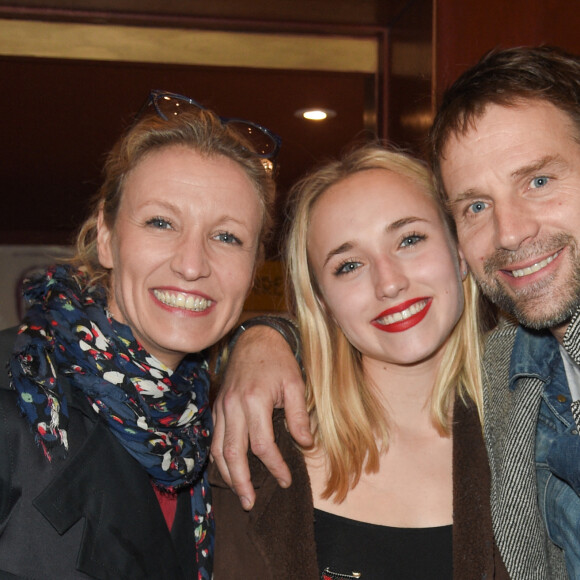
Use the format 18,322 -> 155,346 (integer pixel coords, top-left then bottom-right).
140,90 -> 282,171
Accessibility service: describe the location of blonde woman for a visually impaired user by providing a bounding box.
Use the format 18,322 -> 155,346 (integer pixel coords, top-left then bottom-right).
211,144 -> 508,579
0,91 -> 278,579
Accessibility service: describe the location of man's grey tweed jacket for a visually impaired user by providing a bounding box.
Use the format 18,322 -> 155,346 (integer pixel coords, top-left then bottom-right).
483,311 -> 580,579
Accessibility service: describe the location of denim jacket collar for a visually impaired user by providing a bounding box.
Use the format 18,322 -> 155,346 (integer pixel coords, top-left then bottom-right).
509,304 -> 580,391
509,326 -> 558,390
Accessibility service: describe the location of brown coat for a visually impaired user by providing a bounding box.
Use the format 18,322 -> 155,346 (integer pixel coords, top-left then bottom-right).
210,397 -> 509,579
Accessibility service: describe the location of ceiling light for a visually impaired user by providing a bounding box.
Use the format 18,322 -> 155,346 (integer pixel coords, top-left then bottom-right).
294,108 -> 337,121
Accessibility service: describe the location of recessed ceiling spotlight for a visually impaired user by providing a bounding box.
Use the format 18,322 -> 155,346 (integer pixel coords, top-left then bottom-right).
294,108 -> 337,121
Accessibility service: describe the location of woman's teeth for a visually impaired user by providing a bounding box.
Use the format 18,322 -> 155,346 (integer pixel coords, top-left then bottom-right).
154,290 -> 211,311
376,299 -> 428,325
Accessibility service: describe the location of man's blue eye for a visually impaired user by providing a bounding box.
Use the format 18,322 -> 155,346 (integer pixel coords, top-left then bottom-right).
469,201 -> 487,214
147,217 -> 171,229
531,176 -> 549,189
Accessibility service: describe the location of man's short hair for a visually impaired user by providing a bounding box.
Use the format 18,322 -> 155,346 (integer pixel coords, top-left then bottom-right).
429,45 -> 580,199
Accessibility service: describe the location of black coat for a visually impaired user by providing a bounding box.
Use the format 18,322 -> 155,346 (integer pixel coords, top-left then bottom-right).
0,327 -> 197,579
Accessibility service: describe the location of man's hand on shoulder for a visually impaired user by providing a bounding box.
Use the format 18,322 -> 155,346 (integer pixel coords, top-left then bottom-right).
211,323 -> 310,510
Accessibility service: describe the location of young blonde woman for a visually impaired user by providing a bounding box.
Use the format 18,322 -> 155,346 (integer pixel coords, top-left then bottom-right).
210,144 -> 508,579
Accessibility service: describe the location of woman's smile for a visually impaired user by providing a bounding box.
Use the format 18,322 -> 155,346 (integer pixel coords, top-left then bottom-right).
371,297 -> 432,333
153,288 -> 214,313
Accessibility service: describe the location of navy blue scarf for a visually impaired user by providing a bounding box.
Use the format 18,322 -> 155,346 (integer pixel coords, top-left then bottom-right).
10,265 -> 213,576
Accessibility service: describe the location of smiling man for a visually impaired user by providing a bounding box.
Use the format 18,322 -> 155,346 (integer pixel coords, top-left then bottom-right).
428,47 -> 580,579
211,46 -> 580,580
439,102 -> 580,337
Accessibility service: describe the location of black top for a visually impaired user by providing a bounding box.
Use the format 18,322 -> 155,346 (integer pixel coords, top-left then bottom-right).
314,508 -> 453,580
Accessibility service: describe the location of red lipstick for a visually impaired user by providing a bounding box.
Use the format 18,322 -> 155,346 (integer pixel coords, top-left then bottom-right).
371,298 -> 432,333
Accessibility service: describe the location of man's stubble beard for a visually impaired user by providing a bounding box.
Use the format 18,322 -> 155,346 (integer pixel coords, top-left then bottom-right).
475,233 -> 580,330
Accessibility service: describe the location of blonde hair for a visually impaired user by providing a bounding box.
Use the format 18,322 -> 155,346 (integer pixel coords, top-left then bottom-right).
285,143 -> 483,502
73,108 -> 275,289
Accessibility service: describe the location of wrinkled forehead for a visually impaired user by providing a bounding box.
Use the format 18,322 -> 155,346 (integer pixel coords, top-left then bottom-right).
442,97 -> 580,156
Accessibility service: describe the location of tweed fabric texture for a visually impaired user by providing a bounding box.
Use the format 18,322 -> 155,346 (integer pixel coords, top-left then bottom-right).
483,318 -> 569,579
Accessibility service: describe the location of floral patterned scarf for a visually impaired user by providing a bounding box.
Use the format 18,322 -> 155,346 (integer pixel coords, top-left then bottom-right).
9,264 -> 213,578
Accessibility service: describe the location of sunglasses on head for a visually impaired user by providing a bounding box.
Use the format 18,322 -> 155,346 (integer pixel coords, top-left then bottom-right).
140,90 -> 282,172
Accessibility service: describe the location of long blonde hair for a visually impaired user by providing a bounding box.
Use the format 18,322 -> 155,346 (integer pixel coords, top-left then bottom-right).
285,144 -> 483,502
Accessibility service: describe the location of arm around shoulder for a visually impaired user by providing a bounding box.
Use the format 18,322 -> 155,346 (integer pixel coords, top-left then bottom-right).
211,316 -> 311,509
